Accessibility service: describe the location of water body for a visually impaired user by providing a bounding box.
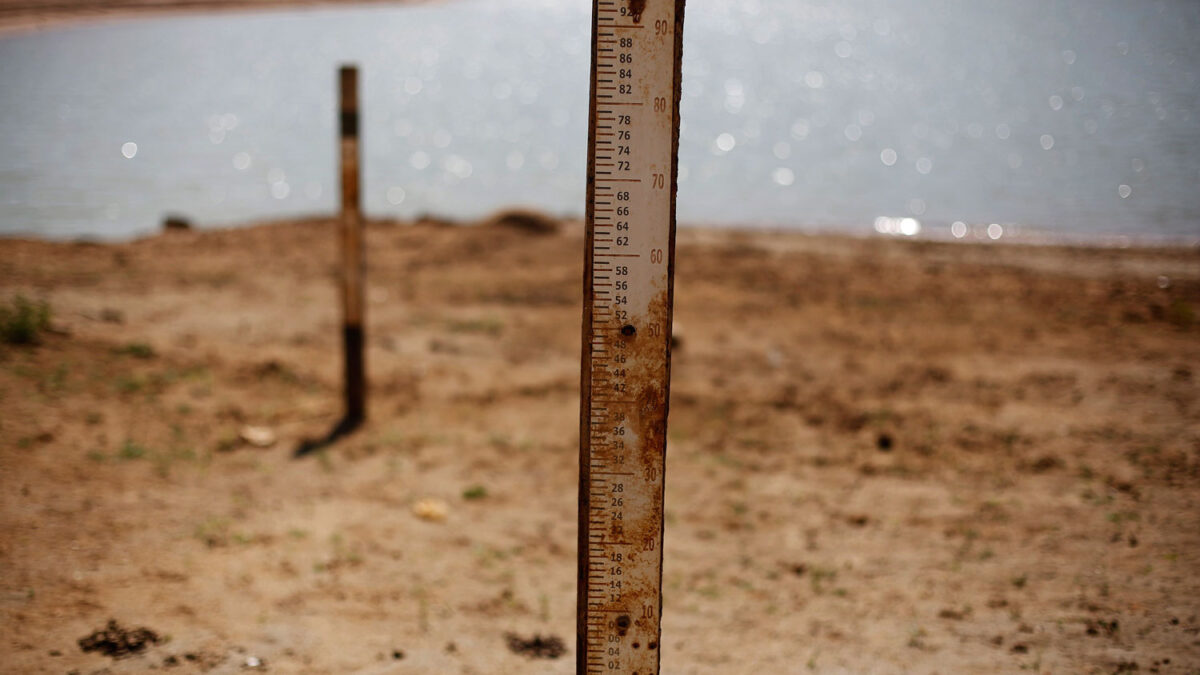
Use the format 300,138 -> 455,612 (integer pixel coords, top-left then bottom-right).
1,0 -> 1197,241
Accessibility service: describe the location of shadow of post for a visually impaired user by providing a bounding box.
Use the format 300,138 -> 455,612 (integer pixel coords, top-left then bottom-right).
294,413 -> 363,457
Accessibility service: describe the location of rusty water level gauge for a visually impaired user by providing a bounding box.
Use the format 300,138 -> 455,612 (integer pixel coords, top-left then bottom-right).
577,1 -> 685,674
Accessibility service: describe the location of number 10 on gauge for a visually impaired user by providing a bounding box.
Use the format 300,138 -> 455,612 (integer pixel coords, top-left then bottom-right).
577,1 -> 685,674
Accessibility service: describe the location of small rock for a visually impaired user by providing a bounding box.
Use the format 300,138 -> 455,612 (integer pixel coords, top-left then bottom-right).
239,426 -> 277,448
413,498 -> 448,522
162,214 -> 192,231
1106,464 -> 1140,495
1029,454 -> 1062,473
765,346 -> 783,367
505,633 -> 567,659
78,619 -> 161,659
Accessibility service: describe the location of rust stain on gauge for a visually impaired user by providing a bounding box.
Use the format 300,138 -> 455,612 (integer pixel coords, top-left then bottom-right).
578,1 -> 685,673
628,290 -> 671,486
628,0 -> 647,23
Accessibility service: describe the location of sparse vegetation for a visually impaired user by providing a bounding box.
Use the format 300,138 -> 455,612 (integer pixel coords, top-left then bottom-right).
0,295 -> 51,345
193,516 -> 232,547
114,342 -> 156,359
114,375 -> 145,394
151,445 -> 198,478
809,566 -> 838,594
1167,299 -> 1194,328
118,439 -> 148,461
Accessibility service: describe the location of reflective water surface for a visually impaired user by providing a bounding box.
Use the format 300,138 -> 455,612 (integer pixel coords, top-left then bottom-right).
1,0 -> 1197,240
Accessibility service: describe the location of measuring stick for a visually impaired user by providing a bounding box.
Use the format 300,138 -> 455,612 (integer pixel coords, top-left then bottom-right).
577,2 -> 685,674
339,65 -> 366,426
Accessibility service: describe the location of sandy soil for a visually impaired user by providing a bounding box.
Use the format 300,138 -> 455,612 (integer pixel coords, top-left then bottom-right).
1,215 -> 1198,674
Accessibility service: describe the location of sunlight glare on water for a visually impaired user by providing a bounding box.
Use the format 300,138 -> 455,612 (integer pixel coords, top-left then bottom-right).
0,0 -> 1197,241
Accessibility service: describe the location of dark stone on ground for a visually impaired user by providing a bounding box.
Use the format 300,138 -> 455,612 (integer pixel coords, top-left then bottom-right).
505,632 -> 567,659
78,619 -> 161,659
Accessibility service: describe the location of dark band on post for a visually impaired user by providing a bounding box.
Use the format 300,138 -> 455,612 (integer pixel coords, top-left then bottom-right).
340,111 -> 358,138
339,66 -> 359,138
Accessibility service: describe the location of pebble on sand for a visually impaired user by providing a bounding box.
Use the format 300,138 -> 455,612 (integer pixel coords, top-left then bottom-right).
412,498 -> 449,521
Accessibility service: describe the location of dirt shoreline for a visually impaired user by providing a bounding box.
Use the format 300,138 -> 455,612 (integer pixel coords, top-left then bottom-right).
1,215 -> 1198,674
0,0 -> 439,35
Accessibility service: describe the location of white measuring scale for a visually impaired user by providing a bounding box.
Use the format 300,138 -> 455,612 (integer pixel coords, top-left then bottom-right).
577,1 -> 685,674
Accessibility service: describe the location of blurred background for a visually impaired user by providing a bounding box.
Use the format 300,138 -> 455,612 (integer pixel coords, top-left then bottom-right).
1,0 -> 1197,242
3,2 -> 1200,673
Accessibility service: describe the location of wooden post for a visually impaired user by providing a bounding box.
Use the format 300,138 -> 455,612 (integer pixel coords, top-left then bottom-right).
339,65 -> 366,425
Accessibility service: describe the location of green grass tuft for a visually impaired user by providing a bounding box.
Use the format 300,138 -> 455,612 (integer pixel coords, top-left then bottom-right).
0,295 -> 51,345
114,342 -> 156,359
118,439 -> 148,461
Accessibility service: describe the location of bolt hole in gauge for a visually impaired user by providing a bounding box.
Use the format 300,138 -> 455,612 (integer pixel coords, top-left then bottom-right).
576,1 -> 685,675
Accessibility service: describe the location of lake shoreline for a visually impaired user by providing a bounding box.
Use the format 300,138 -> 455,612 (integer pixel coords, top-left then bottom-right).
0,0 -> 442,35
5,210 -> 1195,252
